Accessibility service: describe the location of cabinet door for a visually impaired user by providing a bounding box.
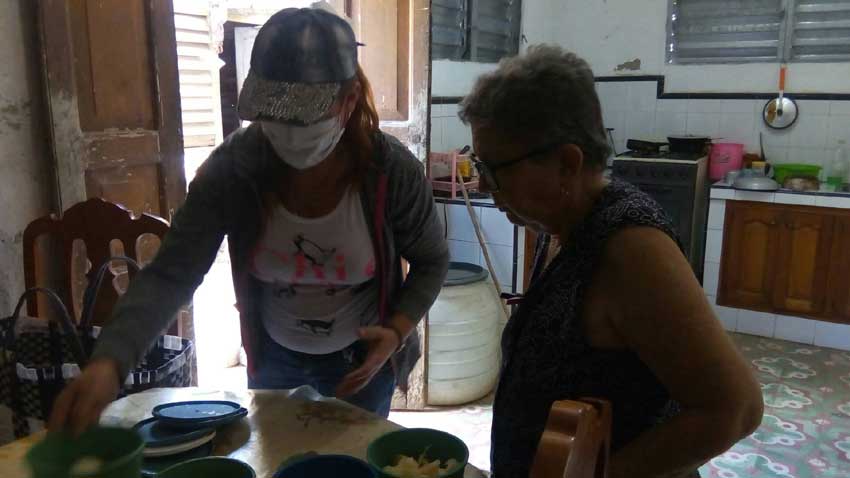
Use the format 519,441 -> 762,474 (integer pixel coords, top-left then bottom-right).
719,202 -> 783,310
827,216 -> 850,323
774,210 -> 834,316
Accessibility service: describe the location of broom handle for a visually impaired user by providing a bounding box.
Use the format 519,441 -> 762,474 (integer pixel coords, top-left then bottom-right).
455,169 -> 512,321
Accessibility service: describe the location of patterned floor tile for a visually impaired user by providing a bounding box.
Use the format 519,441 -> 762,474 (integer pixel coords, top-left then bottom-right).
396,333 -> 850,477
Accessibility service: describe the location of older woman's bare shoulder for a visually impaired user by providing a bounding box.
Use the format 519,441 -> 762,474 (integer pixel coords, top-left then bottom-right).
601,226 -> 684,274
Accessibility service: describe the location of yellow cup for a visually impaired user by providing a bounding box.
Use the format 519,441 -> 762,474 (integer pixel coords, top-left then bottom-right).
456,158 -> 471,178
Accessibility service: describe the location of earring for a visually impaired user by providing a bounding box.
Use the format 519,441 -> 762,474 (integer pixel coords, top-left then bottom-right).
561,187 -> 570,197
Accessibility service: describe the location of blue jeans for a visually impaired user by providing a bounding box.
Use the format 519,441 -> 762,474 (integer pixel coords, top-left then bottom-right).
248,329 -> 396,418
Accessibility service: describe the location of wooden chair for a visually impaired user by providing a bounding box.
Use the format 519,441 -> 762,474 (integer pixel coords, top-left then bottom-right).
530,398 -> 613,478
22,198 -> 170,329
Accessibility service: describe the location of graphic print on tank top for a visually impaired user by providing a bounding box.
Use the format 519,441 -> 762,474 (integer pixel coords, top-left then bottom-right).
250,188 -> 379,353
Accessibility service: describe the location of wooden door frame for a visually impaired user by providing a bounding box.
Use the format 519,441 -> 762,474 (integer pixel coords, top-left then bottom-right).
38,0 -> 185,218
38,0 -> 86,212
389,0 -> 431,410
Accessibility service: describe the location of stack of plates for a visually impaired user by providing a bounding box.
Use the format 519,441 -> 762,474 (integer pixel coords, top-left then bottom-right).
134,400 -> 248,477
151,401 -> 249,430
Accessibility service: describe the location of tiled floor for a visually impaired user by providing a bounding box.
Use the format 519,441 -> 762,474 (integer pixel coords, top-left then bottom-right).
700,333 -> 850,478
391,333 -> 850,477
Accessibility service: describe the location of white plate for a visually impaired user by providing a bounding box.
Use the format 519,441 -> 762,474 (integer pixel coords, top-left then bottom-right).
142,430 -> 216,458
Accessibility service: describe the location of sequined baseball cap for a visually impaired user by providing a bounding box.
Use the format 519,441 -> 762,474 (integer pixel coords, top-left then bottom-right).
237,7 -> 360,125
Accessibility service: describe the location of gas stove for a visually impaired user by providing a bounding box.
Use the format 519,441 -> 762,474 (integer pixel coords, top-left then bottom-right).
617,139 -> 706,163
612,138 -> 710,281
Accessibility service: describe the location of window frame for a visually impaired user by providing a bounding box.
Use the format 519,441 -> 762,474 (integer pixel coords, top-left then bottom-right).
432,0 -> 523,63
667,0 -> 850,64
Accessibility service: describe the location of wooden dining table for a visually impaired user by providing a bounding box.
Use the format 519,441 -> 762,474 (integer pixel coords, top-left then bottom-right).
0,387 -> 486,478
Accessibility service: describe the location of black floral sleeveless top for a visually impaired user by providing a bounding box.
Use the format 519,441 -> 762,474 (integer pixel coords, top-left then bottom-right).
491,180 -> 683,477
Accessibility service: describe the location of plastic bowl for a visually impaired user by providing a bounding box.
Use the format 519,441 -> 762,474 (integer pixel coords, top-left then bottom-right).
158,457 -> 256,478
772,163 -> 822,185
274,454 -> 376,478
367,428 -> 469,478
26,427 -> 144,478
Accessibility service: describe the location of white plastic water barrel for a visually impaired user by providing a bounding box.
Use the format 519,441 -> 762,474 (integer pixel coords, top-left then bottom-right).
427,262 -> 501,406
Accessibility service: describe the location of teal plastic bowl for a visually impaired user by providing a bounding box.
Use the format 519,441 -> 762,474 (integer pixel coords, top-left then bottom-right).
367,428 -> 469,478
26,427 -> 144,478
158,457 -> 256,478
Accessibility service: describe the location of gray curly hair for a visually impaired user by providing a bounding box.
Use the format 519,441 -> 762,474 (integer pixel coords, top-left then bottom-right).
458,45 -> 610,170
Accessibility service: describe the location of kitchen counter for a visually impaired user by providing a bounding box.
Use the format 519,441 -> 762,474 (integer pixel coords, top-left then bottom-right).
712,180 -> 850,197
703,183 -> 850,352
710,181 -> 850,209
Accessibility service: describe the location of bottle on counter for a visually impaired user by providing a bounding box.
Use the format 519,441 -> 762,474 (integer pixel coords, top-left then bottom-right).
826,140 -> 850,189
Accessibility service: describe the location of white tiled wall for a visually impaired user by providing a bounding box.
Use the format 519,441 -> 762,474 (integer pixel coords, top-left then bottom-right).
430,104 -> 473,153
704,196 -> 850,350
814,322 -> 850,351
439,203 -> 519,294
482,244 -> 515,294
430,79 -> 850,164
774,315 -> 817,344
736,309 -> 777,337
595,80 -> 850,167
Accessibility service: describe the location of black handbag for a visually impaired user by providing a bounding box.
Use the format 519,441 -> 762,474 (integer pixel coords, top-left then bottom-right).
0,257 -> 194,442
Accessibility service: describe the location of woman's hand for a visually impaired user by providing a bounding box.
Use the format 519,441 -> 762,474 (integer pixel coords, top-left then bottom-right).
48,357 -> 122,435
335,325 -> 400,398
336,313 -> 415,397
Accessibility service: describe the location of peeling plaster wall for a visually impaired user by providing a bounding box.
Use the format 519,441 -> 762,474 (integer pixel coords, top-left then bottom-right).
0,1 -> 53,316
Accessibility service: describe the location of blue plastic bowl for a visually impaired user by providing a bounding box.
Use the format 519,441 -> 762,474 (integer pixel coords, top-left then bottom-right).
274,454 -> 376,478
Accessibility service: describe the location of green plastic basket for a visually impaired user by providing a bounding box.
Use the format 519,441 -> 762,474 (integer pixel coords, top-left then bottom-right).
772,163 -> 822,185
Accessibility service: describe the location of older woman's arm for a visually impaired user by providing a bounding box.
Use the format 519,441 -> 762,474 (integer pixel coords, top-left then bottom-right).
601,226 -> 763,478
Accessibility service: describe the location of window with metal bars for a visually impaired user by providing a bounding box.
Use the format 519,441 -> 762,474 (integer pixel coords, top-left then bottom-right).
432,0 -> 522,62
667,0 -> 850,63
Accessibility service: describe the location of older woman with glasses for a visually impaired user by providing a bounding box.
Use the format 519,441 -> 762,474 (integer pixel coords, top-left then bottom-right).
461,46 -> 763,478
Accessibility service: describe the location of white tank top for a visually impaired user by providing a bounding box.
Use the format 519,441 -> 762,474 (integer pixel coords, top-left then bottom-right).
250,187 -> 378,354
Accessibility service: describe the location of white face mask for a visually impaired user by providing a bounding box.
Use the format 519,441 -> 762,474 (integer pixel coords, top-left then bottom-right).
261,115 -> 346,170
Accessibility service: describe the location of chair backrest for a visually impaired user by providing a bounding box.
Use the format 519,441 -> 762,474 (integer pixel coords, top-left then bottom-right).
530,398 -> 612,478
22,198 -> 169,326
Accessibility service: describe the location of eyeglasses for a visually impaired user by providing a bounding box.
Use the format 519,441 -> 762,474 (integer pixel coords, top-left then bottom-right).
469,142 -> 564,192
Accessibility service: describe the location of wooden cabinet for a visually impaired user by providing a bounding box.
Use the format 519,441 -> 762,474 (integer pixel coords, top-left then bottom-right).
719,201 -> 850,324
720,203 -> 783,309
773,211 -> 833,315
828,216 -> 850,321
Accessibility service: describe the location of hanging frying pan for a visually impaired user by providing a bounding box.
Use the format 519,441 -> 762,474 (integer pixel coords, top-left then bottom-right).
763,64 -> 798,130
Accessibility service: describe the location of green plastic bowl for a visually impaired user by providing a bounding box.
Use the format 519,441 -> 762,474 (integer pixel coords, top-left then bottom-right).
367,428 -> 469,478
158,457 -> 256,478
26,427 -> 144,478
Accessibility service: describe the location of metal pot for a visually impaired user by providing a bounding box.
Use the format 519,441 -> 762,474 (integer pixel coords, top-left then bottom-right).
667,135 -> 711,154
733,174 -> 780,191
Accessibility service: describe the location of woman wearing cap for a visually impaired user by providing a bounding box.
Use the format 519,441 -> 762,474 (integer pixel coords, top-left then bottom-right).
461,46 -> 762,477
49,6 -> 448,430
